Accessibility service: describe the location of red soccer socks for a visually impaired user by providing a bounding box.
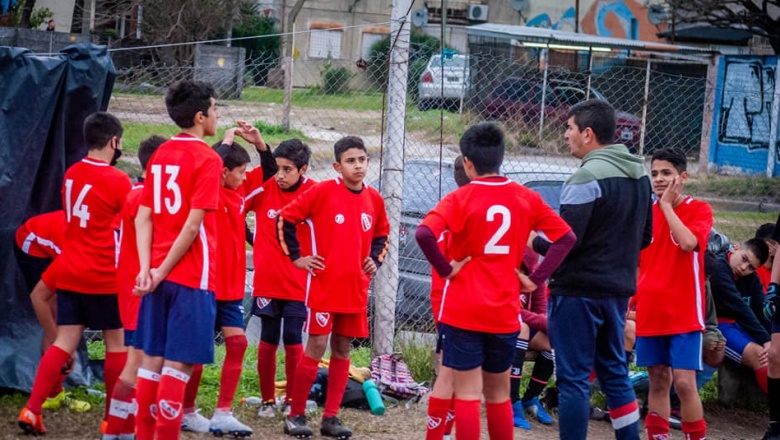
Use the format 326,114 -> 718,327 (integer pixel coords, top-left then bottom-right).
453,399 -> 481,440
26,345 -> 70,414
216,335 -> 247,410
154,367 -> 190,440
135,368 -> 160,440
289,355 -> 320,416
645,411 -> 670,440
257,341 -> 278,402
323,356 -> 350,419
284,343 -> 304,402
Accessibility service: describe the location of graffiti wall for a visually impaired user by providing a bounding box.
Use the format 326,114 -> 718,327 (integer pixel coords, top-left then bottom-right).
523,0 -> 666,43
710,55 -> 780,176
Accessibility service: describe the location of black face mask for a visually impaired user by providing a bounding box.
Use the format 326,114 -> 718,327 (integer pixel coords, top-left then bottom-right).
111,147 -> 122,166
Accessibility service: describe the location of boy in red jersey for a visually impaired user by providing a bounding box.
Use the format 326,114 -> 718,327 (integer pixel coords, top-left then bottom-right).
248,139 -> 316,418
415,122 -> 575,440
634,148 -> 713,440
18,112 -> 132,436
426,155 -> 469,440
132,81 -> 223,440
756,223 -> 777,291
180,122 -> 276,434
103,135 -> 164,439
278,136 -> 389,439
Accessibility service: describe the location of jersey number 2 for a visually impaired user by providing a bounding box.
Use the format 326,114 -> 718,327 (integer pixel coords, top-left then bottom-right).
151,164 -> 182,214
484,205 -> 511,255
64,179 -> 92,228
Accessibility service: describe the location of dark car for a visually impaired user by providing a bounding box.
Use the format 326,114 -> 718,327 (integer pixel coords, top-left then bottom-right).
387,158 -> 577,332
481,78 -> 642,151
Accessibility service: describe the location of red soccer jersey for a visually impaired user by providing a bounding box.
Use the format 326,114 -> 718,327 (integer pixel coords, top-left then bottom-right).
56,157 -> 132,294
215,185 -> 247,301
141,134 -> 222,291
757,265 -> 771,292
117,183 -> 144,330
420,176 -> 571,334
278,178 -> 390,313
430,230 -> 451,323
250,176 -> 317,301
15,210 -> 67,259
636,197 -> 714,337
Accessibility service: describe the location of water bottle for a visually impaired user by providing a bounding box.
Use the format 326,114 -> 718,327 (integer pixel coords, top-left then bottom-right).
241,396 -> 263,407
305,399 -> 318,414
362,379 -> 385,415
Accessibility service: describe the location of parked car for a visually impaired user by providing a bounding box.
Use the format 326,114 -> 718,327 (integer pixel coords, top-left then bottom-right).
417,54 -> 470,112
382,158 -> 577,332
481,78 -> 642,151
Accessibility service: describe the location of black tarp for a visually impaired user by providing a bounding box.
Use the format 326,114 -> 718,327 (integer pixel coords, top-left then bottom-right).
0,43 -> 115,391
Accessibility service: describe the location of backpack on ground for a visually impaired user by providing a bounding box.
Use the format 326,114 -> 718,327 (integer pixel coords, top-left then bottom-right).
370,353 -> 429,400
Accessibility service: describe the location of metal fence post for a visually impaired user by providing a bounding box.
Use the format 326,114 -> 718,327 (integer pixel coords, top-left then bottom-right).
698,55 -> 719,174
373,0 -> 411,356
282,54 -> 293,131
767,58 -> 780,177
538,48 -> 549,145
639,57 -> 651,155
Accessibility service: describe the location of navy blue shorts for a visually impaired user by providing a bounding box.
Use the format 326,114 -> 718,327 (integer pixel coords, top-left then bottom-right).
251,296 -> 307,319
56,290 -> 122,330
13,244 -> 52,293
124,329 -> 138,348
136,281 -> 216,365
438,322 -> 520,373
216,300 -> 244,329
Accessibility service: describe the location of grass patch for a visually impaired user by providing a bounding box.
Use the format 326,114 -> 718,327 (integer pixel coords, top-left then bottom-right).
240,87 -> 386,112
396,340 -> 434,384
405,108 -> 474,144
688,175 -> 780,201
713,211 -> 777,243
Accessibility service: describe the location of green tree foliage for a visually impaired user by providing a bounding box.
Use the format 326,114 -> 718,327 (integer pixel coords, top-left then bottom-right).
231,1 -> 280,85
367,31 -> 444,93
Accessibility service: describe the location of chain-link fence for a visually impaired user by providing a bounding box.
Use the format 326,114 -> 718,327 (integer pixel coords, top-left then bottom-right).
100,29 -> 778,352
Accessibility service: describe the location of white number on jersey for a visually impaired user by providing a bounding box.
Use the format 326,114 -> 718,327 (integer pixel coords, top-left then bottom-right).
64,179 -> 92,228
151,164 -> 182,214
484,204 -> 511,255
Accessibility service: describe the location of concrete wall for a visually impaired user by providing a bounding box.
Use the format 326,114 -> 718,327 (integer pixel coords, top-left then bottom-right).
35,0 -> 76,33
709,55 -> 780,176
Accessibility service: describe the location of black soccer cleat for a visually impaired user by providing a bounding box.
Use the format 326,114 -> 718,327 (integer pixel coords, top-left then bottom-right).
283,414 -> 313,438
320,416 -> 352,439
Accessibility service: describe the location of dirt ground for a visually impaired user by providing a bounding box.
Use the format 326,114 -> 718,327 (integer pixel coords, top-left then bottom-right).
0,398 -> 768,439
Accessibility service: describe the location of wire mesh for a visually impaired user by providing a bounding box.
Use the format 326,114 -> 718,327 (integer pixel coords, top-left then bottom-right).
102,34 -> 776,350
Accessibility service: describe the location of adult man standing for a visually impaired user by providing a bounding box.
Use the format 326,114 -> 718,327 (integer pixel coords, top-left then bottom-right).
533,99 -> 653,440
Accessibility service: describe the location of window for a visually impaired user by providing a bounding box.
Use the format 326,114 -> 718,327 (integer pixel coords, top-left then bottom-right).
309,29 -> 342,59
361,32 -> 385,59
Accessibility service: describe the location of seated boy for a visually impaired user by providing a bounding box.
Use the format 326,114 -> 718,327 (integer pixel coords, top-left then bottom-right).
415,122 -> 575,440
278,136 -> 389,439
712,238 -> 771,393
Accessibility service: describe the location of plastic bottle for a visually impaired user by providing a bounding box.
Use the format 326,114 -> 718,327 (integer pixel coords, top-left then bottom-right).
305,399 -> 318,414
240,396 -> 263,407
362,379 -> 385,415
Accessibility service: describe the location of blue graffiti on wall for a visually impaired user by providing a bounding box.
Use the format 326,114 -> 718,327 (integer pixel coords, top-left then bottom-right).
594,1 -> 638,40
526,7 -> 576,32
718,60 -> 776,150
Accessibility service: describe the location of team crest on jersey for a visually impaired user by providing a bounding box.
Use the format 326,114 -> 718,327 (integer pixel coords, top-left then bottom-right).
158,399 -> 182,420
335,214 -> 345,224
257,297 -> 271,309
426,416 -> 442,430
315,312 -> 331,327
267,209 -> 277,219
361,213 -> 372,232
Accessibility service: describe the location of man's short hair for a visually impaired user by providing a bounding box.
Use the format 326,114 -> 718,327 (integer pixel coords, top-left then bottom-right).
165,81 -> 216,129
214,142 -> 251,171
138,135 -> 166,170
651,148 -> 687,173
274,139 -> 312,169
459,122 -> 504,175
567,99 -> 616,145
334,136 -> 366,162
755,223 -> 776,242
83,112 -> 123,151
453,155 -> 470,187
743,238 -> 770,266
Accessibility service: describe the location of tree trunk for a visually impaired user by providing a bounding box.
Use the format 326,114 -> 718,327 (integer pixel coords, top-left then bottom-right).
19,0 -> 37,28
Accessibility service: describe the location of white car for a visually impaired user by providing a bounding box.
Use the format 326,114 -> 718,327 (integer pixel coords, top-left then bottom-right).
417,54 -> 469,111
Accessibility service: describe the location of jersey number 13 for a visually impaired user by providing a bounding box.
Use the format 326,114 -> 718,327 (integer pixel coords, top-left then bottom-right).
151,164 -> 182,215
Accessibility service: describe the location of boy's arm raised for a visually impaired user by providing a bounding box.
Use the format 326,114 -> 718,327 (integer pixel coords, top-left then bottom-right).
658,177 -> 699,252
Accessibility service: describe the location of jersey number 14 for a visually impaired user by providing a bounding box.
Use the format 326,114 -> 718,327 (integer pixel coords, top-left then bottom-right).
64,179 -> 92,228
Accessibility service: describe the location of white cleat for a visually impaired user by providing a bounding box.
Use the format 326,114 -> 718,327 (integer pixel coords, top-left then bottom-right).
210,410 -> 253,437
181,408 -> 211,433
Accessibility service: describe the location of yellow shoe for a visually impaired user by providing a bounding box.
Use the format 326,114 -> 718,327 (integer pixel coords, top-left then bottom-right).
64,394 -> 91,412
42,391 -> 66,410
